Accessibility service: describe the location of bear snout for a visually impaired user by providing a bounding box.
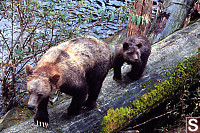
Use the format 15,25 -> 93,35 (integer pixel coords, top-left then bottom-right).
27,104 -> 35,110
135,59 -> 141,63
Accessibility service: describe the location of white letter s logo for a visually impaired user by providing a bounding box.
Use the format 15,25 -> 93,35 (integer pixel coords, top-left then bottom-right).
188,119 -> 198,132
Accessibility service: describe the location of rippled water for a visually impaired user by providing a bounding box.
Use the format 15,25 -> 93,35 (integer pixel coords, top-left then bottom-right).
0,0 -> 129,40
0,0 -> 159,43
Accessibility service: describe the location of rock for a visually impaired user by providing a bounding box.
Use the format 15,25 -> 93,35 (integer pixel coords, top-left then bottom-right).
1,21 -> 200,133
0,107 -> 34,132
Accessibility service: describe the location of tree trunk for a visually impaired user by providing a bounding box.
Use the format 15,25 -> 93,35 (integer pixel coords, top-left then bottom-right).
127,0 -> 153,37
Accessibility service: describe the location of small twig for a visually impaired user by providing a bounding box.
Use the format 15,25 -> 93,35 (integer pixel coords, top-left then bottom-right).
0,30 -> 10,52
192,86 -> 200,115
16,58 -> 32,74
132,109 -> 178,129
13,3 -> 28,48
22,18 -> 41,47
14,91 -> 28,105
171,2 -> 193,9
11,0 -> 14,57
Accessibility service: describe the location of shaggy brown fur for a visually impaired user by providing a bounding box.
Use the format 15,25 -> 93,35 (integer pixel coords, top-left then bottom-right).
113,35 -> 151,81
26,37 -> 111,126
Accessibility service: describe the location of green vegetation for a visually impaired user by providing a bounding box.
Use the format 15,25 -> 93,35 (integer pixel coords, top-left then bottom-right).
148,80 -> 151,85
141,82 -> 147,88
166,71 -> 171,76
101,55 -> 199,133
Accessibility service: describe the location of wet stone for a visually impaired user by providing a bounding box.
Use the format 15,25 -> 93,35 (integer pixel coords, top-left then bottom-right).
107,1 -> 125,7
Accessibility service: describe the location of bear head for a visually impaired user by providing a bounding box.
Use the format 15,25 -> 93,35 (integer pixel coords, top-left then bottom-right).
25,64 -> 60,110
122,41 -> 142,64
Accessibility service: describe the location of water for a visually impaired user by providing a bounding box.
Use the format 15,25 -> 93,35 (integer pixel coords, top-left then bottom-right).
0,0 -> 160,45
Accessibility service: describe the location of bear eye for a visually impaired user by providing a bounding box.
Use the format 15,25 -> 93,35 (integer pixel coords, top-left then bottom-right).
136,43 -> 142,48
123,43 -> 129,50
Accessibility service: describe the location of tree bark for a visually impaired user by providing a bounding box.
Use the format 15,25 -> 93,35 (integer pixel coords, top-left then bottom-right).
127,0 -> 153,37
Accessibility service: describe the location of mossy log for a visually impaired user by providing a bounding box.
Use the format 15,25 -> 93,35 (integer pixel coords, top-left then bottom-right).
1,21 -> 200,133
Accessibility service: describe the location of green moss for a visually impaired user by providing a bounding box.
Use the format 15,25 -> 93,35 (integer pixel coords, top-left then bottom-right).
166,71 -> 171,76
123,91 -> 129,96
56,129 -> 64,133
141,83 -> 147,88
148,87 -> 151,90
97,103 -> 101,107
101,56 -> 199,133
109,68 -> 114,72
26,111 -> 34,119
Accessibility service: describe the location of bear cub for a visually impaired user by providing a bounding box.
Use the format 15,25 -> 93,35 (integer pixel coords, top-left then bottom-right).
113,35 -> 151,81
25,37 -> 111,127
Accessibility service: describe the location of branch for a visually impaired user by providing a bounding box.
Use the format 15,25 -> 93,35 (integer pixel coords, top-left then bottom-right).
131,109 -> 178,130
22,19 -> 41,46
0,30 -> 10,52
171,2 -> 193,9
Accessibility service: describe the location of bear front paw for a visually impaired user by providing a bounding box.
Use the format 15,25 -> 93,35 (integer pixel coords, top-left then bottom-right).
83,101 -> 96,111
127,72 -> 140,81
113,76 -> 122,81
34,111 -> 49,128
67,106 -> 80,116
127,72 -> 133,78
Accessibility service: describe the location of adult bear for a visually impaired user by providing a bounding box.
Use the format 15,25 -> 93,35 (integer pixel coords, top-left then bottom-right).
25,37 -> 111,127
113,35 -> 151,81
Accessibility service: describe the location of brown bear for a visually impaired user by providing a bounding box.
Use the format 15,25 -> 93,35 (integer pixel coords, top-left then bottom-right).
25,37 -> 111,127
113,35 -> 151,81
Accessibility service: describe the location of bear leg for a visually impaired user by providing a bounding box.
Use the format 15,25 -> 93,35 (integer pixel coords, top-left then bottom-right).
34,97 -> 49,127
84,79 -> 104,110
84,63 -> 109,110
135,55 -> 149,79
113,55 -> 124,81
67,87 -> 87,116
127,61 -> 142,80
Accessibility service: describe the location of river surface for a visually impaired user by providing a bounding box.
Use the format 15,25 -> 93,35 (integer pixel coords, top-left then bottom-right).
0,0 -> 159,41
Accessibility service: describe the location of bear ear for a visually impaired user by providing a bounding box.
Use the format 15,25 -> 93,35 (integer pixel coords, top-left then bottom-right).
136,43 -> 142,49
123,42 -> 129,50
25,64 -> 33,76
49,74 -> 60,85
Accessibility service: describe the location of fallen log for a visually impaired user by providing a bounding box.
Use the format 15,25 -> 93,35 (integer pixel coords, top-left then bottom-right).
1,21 -> 200,133
147,0 -> 195,43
